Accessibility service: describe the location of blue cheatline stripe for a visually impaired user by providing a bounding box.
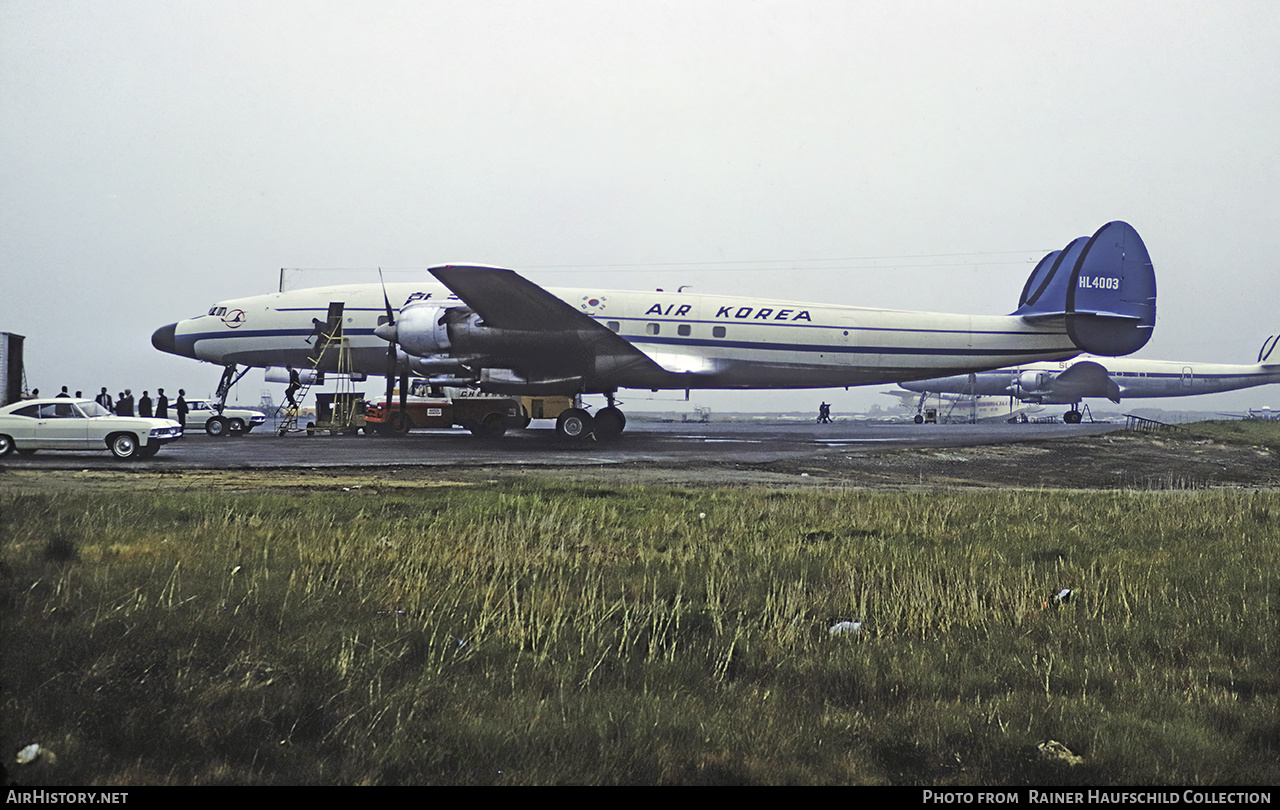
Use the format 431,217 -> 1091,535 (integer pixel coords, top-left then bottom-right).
631,335 -> 1074,357
183,327 -> 1074,359
601,314 -> 1061,338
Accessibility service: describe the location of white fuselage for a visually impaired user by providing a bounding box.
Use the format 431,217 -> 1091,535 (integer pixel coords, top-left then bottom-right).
162,281 -> 1080,393
900,354 -> 1280,403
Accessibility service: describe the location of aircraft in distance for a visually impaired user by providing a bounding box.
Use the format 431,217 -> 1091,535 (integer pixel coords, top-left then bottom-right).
898,334 -> 1280,423
152,220 -> 1156,439
880,389 -> 1045,424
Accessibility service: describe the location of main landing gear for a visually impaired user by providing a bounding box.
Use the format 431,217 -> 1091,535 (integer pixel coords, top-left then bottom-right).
555,392 -> 627,441
1063,403 -> 1091,424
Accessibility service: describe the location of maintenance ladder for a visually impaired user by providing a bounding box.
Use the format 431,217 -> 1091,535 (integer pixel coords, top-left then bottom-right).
276,302 -> 352,435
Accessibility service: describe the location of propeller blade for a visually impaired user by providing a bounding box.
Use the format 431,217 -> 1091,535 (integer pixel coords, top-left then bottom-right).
379,268 -> 397,406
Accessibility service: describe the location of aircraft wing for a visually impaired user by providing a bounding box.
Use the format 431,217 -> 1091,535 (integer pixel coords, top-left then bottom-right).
428,265 -> 689,378
430,265 -> 607,332
1050,361 -> 1121,403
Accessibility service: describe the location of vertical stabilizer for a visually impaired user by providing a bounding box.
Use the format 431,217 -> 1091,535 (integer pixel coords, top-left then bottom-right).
1016,221 -> 1156,356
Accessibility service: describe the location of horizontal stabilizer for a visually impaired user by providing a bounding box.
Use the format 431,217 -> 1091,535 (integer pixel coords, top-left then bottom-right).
1016,221 -> 1156,356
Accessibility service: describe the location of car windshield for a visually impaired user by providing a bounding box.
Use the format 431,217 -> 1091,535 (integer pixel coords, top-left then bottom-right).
77,401 -> 113,418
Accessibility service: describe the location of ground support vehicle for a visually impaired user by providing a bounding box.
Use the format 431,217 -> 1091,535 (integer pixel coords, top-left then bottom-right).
303,392 -> 369,436
0,398 -> 183,460
365,395 -> 526,438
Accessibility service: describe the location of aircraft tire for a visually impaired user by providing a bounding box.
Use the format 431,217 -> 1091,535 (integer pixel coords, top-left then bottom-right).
594,407 -> 626,439
206,416 -> 229,437
556,408 -> 595,440
914,414 -> 924,424
1064,411 -> 1082,424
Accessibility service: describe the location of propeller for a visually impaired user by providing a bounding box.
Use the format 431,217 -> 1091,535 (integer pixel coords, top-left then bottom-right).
376,269 -> 408,412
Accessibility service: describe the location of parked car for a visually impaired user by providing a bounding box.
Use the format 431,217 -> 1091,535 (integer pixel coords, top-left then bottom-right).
182,399 -> 268,436
0,398 -> 183,460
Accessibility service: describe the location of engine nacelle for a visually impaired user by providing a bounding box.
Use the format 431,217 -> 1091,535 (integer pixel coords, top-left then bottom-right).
1018,370 -> 1051,392
396,304 -> 452,357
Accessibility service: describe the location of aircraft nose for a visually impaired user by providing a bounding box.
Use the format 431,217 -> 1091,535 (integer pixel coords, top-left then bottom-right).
151,322 -> 191,358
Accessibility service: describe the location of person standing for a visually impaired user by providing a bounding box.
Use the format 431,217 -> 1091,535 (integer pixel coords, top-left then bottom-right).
139,391 -> 153,418
285,366 -> 301,408
155,389 -> 169,420
56,386 -> 70,398
119,389 -> 134,416
176,389 -> 188,427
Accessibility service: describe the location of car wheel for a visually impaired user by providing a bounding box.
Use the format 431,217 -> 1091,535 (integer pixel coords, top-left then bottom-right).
109,433 -> 139,460
229,418 -> 245,435
206,416 -> 228,437
480,412 -> 508,438
0,435 -> 14,456
388,411 -> 412,434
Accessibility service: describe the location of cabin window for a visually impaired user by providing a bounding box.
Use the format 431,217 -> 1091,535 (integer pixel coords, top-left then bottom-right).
713,326 -> 726,338
646,323 -> 660,336
606,321 -> 620,332
678,324 -> 691,336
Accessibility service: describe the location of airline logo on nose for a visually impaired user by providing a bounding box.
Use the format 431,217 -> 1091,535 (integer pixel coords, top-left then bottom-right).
221,309 -> 246,328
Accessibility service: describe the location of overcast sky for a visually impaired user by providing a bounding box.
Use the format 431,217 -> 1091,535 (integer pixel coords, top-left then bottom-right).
2,1 -> 1277,416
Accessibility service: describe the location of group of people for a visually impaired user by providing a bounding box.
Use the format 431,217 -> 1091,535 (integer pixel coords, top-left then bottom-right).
91,387 -> 188,423
25,384 -> 194,425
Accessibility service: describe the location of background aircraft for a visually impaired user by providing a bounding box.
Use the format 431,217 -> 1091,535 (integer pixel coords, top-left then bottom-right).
881,390 -> 1045,424
898,333 -> 1279,422
153,221 -> 1157,439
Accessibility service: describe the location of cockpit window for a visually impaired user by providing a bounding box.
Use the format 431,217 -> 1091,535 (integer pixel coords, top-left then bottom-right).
208,306 -> 228,316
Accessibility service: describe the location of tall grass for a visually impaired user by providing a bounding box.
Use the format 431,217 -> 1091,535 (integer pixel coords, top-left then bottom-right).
2,476 -> 1276,784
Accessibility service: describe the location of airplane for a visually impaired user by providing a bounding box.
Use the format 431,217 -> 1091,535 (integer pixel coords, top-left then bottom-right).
897,333 -> 1280,423
880,389 -> 1046,423
152,220 -> 1156,440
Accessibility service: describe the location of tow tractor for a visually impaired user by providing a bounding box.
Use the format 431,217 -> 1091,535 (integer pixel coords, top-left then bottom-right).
364,381 -> 572,438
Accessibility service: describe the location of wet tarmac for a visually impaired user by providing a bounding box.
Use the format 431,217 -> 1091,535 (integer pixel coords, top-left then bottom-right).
0,419 -> 1123,471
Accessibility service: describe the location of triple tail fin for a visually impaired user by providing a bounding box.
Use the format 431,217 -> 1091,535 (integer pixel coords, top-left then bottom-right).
1015,221 -> 1156,356
1260,334 -> 1279,365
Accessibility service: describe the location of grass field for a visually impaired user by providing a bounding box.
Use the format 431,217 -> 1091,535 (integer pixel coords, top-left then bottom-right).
2,463 -> 1277,785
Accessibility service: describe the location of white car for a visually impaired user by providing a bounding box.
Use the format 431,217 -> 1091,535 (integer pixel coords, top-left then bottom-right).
0,398 -> 184,460
181,399 -> 268,436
